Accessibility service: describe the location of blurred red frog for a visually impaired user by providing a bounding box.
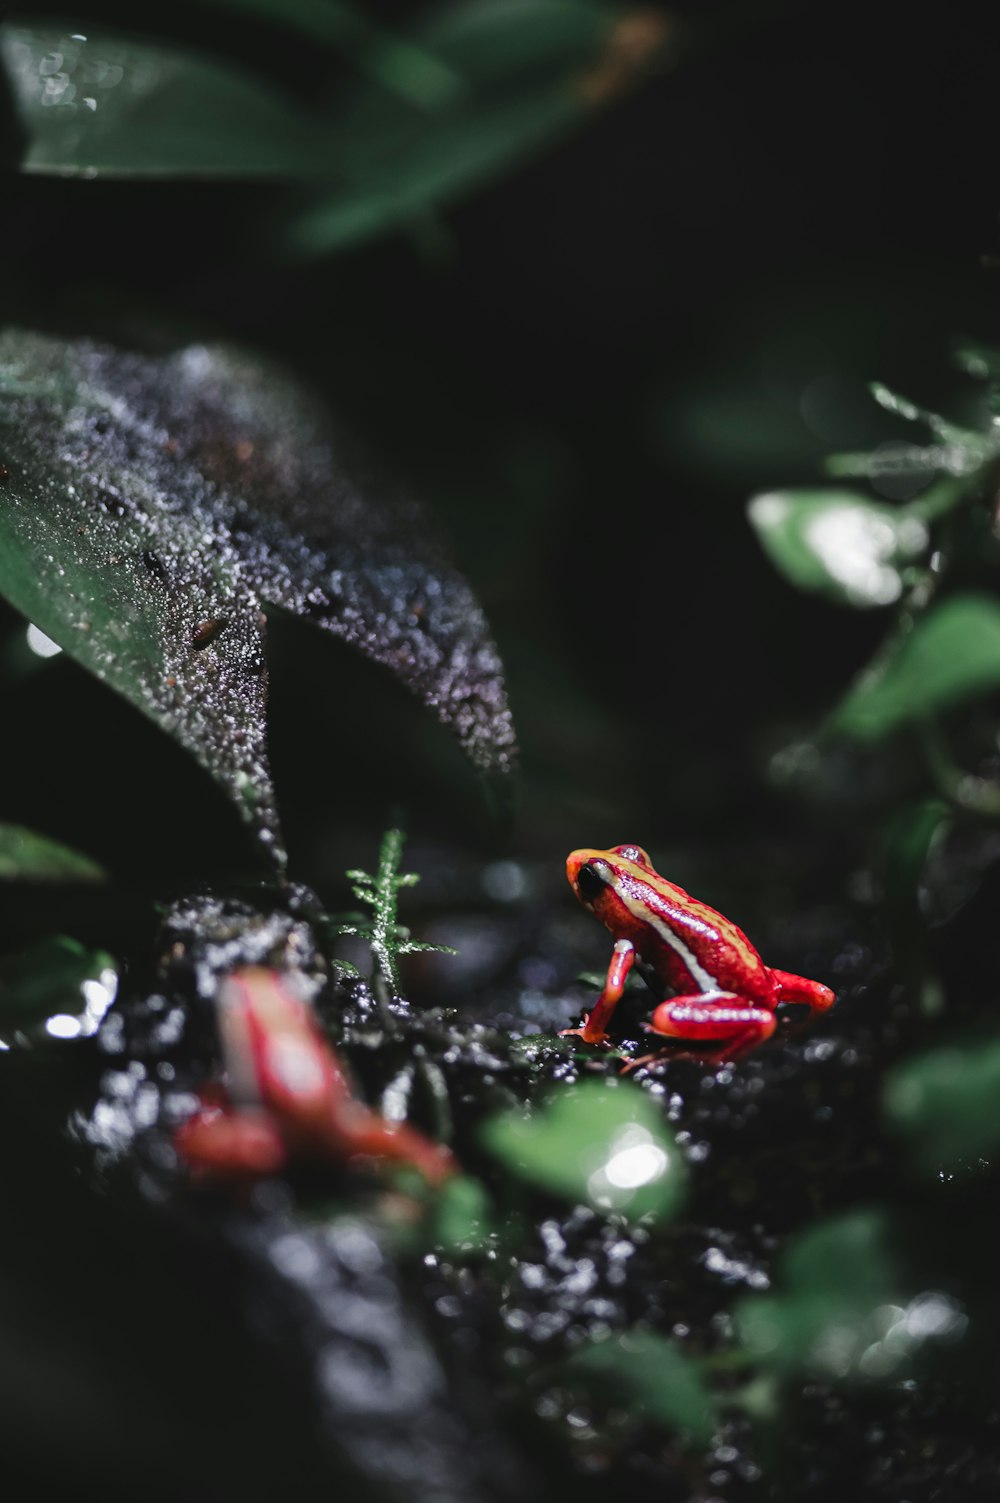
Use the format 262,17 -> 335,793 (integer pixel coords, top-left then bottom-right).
562,844 -> 834,1061
175,965 -> 454,1184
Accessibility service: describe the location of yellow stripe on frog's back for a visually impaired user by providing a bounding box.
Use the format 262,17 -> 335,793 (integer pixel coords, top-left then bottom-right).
607,854 -> 765,990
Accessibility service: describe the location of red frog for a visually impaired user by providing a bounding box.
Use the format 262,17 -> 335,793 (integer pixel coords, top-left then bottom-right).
562,845 -> 834,1061
175,966 -> 454,1184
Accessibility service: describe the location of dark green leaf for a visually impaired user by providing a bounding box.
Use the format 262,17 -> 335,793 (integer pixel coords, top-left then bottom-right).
781,1209 -> 895,1302
480,1079 -> 687,1222
885,1037 -> 1000,1169
0,331 -> 516,866
747,488 -> 928,608
284,0 -> 660,255
881,799 -> 950,917
0,822 -> 105,881
1,21 -> 320,177
833,593 -> 1000,740
570,1331 -> 717,1444
192,0 -> 464,109
432,1173 -> 496,1251
0,935 -> 117,1040
734,1210 -> 965,1383
868,382 -> 982,450
953,339 -> 1000,379
735,1211 -> 905,1379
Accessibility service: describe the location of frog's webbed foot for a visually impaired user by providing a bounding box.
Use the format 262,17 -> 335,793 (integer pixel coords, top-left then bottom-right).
559,1021 -> 614,1048
619,1048 -> 667,1074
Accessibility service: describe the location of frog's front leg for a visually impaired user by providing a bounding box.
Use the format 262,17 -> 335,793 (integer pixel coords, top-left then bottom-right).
646,991 -> 777,1061
561,938 -> 636,1047
175,1102 -> 287,1176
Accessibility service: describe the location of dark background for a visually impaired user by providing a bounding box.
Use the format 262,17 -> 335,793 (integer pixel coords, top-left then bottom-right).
2,8 -> 1000,1500
2,0 -> 1000,887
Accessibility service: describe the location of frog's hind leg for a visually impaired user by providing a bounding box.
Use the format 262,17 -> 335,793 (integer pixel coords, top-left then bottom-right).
645,991 -> 777,1063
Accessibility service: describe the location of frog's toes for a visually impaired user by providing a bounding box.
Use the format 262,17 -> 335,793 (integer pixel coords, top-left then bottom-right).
558,1024 -> 613,1048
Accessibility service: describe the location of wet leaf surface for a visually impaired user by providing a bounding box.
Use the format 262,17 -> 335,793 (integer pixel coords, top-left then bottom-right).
480,1077 -> 687,1221
1,22 -> 321,177
747,488 -> 928,608
569,1329 -> 717,1444
0,331 -> 516,868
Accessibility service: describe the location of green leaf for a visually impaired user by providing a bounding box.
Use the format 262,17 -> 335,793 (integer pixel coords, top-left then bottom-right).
833,593 -> 1000,740
480,1079 -> 687,1222
284,0 -> 652,255
879,798 -> 950,1016
953,339 -> 1000,379
747,488 -> 928,608
1,21 -> 320,177
191,0 -> 465,110
734,1210 -> 966,1384
825,383 -> 993,483
734,1211 -> 905,1379
868,382 -> 983,451
0,823 -> 105,881
881,798 -> 950,915
885,1036 -> 1000,1169
569,1331 -> 716,1444
0,935 -> 117,1041
432,1173 -> 496,1252
781,1209 -> 895,1303
0,331 -> 516,865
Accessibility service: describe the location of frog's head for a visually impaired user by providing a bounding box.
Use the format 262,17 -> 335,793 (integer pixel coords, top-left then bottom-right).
566,845 -> 653,924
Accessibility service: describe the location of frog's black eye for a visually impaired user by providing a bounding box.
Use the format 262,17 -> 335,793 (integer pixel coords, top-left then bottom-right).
577,863 -> 608,902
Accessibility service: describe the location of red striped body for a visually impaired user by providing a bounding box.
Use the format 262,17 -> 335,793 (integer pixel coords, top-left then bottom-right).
562,845 -> 834,1059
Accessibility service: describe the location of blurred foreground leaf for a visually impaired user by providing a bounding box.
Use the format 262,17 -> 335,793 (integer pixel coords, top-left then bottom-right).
880,798 -> 950,1014
0,935 -> 117,1041
1,21 -> 320,177
0,331 -> 516,867
285,1 -> 672,254
570,1330 -> 716,1443
0,822 -> 105,881
736,1212 -> 897,1378
747,489 -> 928,608
885,1037 -> 1000,1169
735,1210 -> 963,1382
832,594 -> 1000,741
480,1078 -> 686,1221
2,5 -> 673,254
431,1173 -> 496,1252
